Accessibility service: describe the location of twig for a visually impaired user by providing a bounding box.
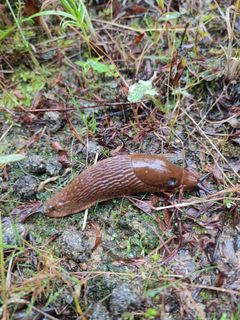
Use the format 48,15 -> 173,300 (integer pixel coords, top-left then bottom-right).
82,152 -> 99,230
190,283 -> 240,296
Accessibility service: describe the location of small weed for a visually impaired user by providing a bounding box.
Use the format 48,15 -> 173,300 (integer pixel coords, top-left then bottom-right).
144,307 -> 159,319
122,312 -> 135,320
5,0 -> 39,66
59,0 -> 96,39
26,0 -> 96,44
76,58 -> 118,77
78,110 -> 98,134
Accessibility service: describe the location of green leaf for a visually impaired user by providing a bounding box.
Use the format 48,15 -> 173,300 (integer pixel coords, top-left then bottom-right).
75,60 -> 90,73
145,308 -> 158,319
0,154 -> 25,165
76,58 -> 118,77
160,12 -> 181,21
225,198 -> 232,209
127,80 -> 157,103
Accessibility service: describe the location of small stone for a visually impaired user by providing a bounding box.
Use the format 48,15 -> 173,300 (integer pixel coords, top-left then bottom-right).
0,178 -> 8,193
78,140 -> 103,156
2,218 -> 27,246
46,157 -> 63,176
13,175 -> 38,199
26,155 -> 46,174
228,117 -> 240,129
43,111 -> 64,133
60,227 -> 91,262
51,287 -> 73,311
109,283 -> 141,315
91,303 -> 111,320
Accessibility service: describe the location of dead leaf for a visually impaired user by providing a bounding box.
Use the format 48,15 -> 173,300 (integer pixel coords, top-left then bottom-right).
163,207 -> 172,227
112,0 -> 121,18
31,91 -> 42,108
11,201 -> 43,222
172,57 -> 186,87
24,0 -> 41,25
150,194 -> 159,207
128,197 -> 154,214
51,141 -> 67,154
51,141 -> 70,167
132,33 -> 144,46
0,4 -> 11,26
26,128 -> 46,148
110,144 -> 124,156
3,165 -> 9,181
127,4 -> 147,14
88,221 -> 102,251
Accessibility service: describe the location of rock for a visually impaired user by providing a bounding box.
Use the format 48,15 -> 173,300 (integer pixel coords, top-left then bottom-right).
60,227 -> 91,262
91,303 -> 111,320
43,111 -> 64,133
2,218 -> 27,246
109,283 -> 141,315
46,157 -> 63,176
228,117 -> 240,129
26,155 -> 46,174
13,175 -> 38,199
51,287 -> 73,312
0,177 -> 8,193
78,140 -> 103,156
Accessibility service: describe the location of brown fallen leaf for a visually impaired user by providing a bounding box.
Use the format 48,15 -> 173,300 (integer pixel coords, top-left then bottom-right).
126,4 -> 148,14
23,0 -> 41,25
11,201 -> 43,222
110,144 -> 125,157
51,141 -> 70,166
128,197 -> 154,214
132,33 -> 144,46
88,221 -> 102,251
112,0 -> 121,18
0,4 -> 11,26
31,91 -> 42,109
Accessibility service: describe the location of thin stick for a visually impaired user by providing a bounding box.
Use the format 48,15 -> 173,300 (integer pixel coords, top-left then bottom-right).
0,124 -> 13,142
190,283 -> 240,296
82,152 -> 99,230
127,186 -> 240,212
92,18 -> 194,33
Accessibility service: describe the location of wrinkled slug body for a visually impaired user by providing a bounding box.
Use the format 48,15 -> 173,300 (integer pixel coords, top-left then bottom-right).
44,154 -> 199,217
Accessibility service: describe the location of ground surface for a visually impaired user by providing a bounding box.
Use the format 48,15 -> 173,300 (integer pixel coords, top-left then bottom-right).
0,1 -> 240,319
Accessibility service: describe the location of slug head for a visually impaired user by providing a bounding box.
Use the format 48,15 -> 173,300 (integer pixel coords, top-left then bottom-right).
43,195 -> 72,217
43,178 -> 89,217
131,154 -> 199,191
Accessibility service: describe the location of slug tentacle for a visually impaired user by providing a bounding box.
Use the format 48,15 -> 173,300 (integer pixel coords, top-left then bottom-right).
44,154 -> 200,218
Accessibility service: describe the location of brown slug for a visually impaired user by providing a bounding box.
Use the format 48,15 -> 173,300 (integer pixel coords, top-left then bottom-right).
43,154 -> 202,218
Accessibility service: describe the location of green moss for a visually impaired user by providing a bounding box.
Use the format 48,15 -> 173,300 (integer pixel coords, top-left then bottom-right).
0,66 -> 58,109
199,289 -> 213,301
221,142 -> 240,158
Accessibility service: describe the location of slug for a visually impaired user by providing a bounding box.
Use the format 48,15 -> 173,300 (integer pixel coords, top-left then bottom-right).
43,154 -> 203,218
